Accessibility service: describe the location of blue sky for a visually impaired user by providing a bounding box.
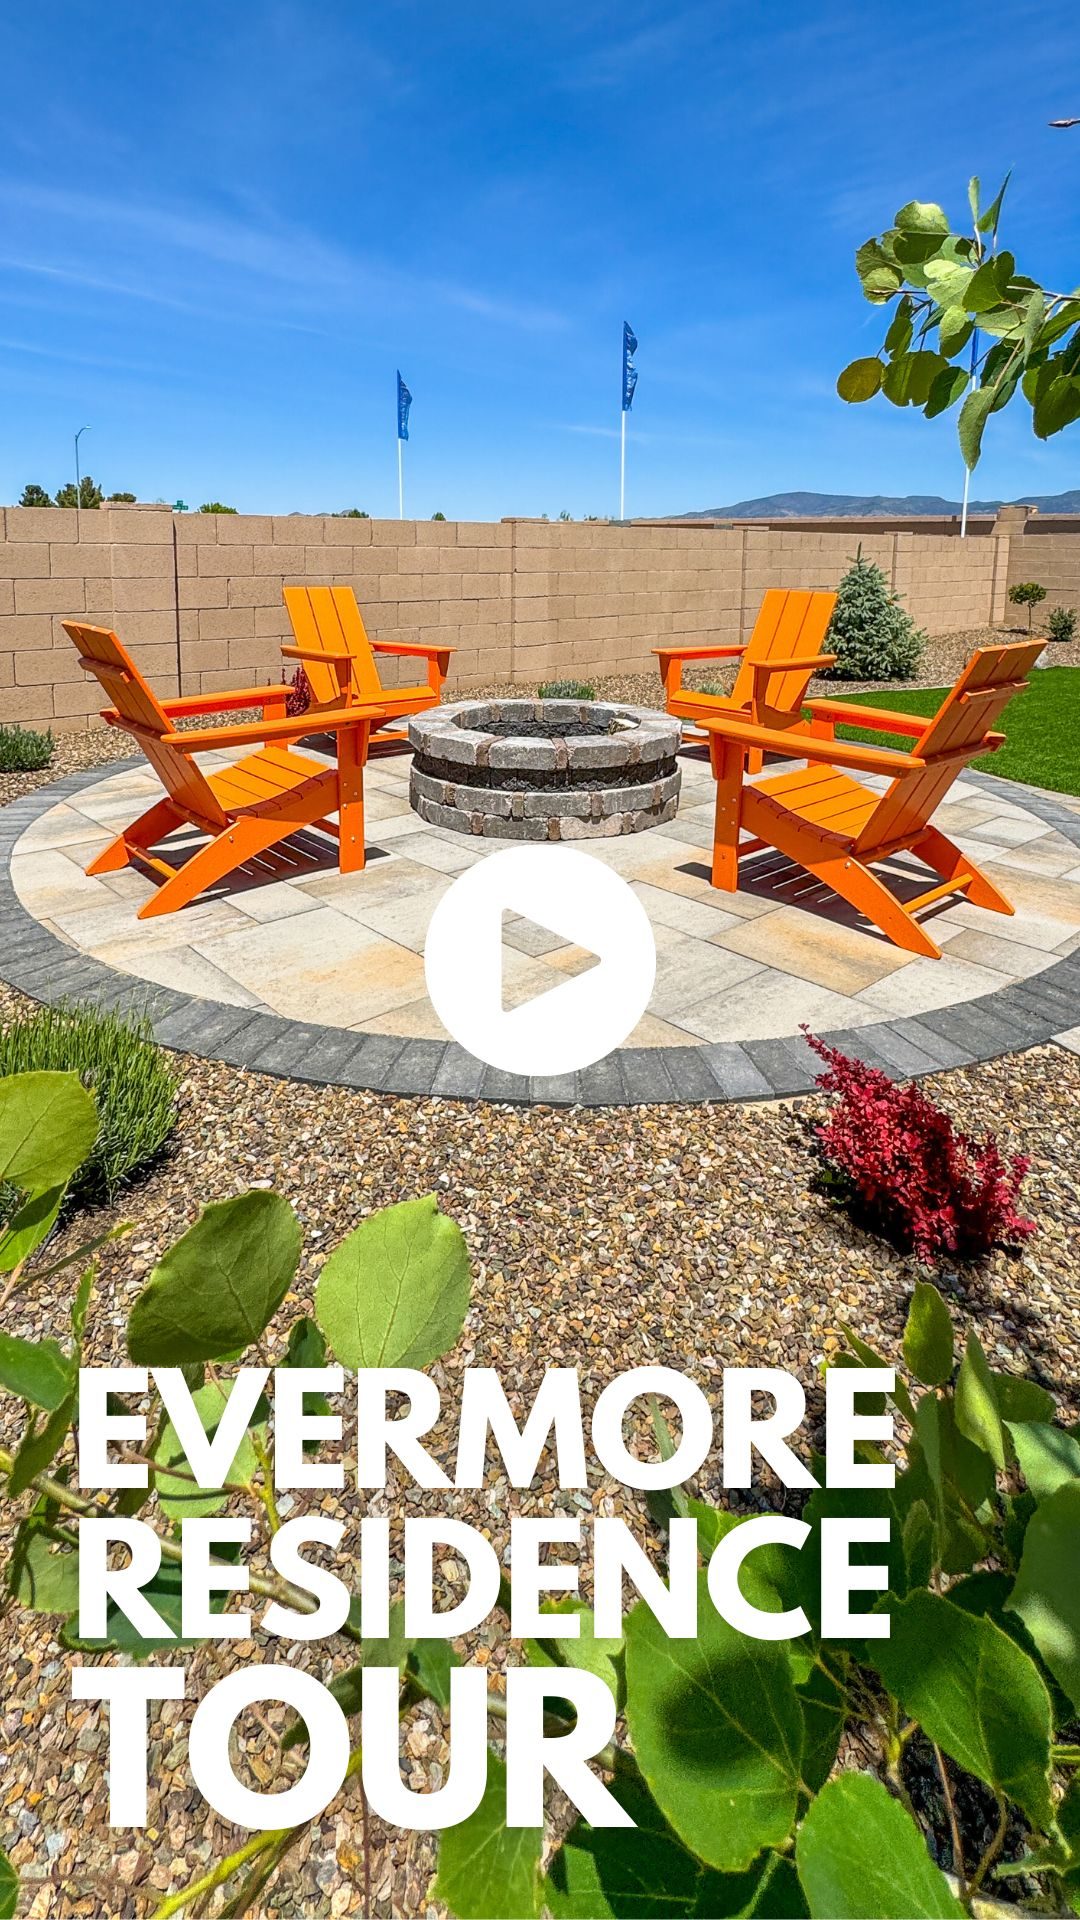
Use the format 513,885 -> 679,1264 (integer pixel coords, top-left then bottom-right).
1,2 -> 1078,518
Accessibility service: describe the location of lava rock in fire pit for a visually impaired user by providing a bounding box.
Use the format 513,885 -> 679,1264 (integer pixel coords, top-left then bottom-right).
408,699 -> 681,840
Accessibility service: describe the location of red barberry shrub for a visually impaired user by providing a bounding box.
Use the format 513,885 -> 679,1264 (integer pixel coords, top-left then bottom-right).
803,1030 -> 1035,1262
286,666 -> 311,717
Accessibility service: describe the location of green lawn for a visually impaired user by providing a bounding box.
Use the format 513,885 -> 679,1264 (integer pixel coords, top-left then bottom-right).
832,663 -> 1079,798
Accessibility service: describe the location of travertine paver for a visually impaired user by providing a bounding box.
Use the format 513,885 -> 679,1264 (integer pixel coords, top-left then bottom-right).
2,741 -> 1080,1103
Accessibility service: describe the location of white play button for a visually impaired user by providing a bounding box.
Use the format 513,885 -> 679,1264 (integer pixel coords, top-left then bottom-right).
424,845 -> 656,1075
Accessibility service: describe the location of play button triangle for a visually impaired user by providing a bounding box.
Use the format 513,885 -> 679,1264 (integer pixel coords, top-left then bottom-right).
425,845 -> 656,1076
500,910 -> 600,1014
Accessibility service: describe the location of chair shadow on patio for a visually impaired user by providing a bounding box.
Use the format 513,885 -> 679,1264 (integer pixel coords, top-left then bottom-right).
121,820 -> 396,906
675,850 -> 961,949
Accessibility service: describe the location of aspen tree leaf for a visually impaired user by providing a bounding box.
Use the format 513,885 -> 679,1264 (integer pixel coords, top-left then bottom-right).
433,1752 -> 542,1919
870,1590 -> 1054,1828
315,1194 -> 470,1369
1007,1481 -> 1080,1711
0,1071 -> 97,1191
624,1571 -> 803,1872
796,1774 -> 964,1918
127,1190 -> 302,1363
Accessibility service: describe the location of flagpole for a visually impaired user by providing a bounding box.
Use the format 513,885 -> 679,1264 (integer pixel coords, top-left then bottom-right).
398,437 -> 404,521
619,411 -> 626,521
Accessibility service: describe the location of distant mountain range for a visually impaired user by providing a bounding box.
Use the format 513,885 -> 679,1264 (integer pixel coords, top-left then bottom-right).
678,489 -> 1080,519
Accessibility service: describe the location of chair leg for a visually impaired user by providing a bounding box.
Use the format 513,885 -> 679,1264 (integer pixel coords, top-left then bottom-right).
86,798 -> 184,875
709,738 -> 744,891
338,722 -> 370,874
804,848 -> 943,958
739,796 -> 942,956
136,814 -> 294,919
910,824 -> 1015,916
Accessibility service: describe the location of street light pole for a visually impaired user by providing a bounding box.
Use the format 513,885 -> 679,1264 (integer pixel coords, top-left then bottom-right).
74,425 -> 90,519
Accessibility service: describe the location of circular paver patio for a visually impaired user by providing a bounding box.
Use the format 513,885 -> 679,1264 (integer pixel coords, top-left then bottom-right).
1,740 -> 1079,1104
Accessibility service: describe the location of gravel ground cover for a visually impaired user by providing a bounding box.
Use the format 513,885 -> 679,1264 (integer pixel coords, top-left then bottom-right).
2,957 -> 1078,1918
473,625 -> 1080,707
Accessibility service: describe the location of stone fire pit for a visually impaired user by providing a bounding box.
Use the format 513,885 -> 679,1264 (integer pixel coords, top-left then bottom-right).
408,698 -> 681,840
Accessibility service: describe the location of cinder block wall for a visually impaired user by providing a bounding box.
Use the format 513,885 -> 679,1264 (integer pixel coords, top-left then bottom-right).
0,503 -> 1047,734
1008,517 -> 1080,615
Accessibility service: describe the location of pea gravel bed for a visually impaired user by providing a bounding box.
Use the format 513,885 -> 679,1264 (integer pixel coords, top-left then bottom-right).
1,959 -> 1078,1918
473,624 -> 1080,707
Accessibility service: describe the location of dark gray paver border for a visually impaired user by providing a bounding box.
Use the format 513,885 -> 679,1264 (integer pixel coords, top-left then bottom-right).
1,758 -> 1078,1106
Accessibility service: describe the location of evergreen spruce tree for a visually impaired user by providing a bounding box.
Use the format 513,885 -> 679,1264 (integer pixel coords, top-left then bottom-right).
825,546 -> 926,680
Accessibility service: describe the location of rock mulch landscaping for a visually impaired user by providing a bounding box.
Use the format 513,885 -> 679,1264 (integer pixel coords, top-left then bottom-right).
475,624 -> 1080,707
2,960 -> 1078,1917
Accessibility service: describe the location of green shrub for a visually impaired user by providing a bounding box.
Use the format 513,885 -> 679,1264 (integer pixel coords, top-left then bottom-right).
1009,581 -> 1047,631
0,725 -> 54,774
825,547 -> 926,679
538,679 -> 596,699
1047,604 -> 1077,644
0,1004 -> 178,1207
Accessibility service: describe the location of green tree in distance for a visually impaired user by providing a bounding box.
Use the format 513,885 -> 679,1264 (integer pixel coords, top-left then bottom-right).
107,491 -> 137,503
837,174 -> 1080,468
198,501 -> 238,514
54,476 -> 104,509
17,484 -> 52,508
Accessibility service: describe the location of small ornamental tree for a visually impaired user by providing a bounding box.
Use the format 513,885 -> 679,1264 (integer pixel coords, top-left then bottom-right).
825,547 -> 926,679
837,174 -> 1080,470
1048,604 -> 1077,643
1009,581 -> 1048,631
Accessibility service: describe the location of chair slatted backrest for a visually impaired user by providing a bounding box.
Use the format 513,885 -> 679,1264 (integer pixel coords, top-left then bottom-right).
854,641 -> 1043,856
730,588 -> 838,715
284,586 -> 386,707
62,622 -> 227,830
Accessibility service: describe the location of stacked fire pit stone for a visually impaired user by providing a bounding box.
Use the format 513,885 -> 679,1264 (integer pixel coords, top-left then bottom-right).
408,698 -> 681,840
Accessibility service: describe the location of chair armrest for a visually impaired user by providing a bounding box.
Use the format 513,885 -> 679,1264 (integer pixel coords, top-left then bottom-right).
653,644 -> 746,663
171,705 -> 387,754
749,653 -> 836,705
698,712 -> 926,777
161,686 -> 292,718
370,640 -> 456,659
805,697 -> 931,737
281,644 -> 354,665
751,652 -> 836,680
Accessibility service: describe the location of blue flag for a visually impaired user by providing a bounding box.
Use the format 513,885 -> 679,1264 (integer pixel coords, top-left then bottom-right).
397,370 -> 412,441
622,322 -> 638,412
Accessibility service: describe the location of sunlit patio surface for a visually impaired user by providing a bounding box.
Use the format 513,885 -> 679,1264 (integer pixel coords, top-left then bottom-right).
6,735 -> 1080,1100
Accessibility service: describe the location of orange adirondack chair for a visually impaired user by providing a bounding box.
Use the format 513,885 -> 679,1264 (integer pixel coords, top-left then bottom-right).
64,621 -> 384,918
282,585 -> 452,749
655,587 -> 838,771
699,640 -> 1043,958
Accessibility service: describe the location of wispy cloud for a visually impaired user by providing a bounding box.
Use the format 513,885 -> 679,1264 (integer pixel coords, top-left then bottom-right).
560,14 -> 696,91
0,181 -> 569,336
